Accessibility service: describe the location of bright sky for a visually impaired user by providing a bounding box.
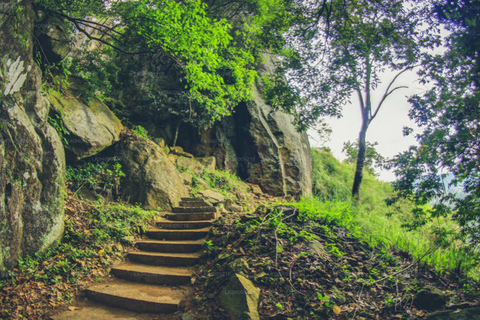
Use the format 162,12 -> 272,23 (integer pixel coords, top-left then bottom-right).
308,69 -> 426,182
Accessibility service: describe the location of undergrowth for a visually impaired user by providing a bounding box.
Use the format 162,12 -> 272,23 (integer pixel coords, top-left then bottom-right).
307,148 -> 480,281
0,193 -> 156,319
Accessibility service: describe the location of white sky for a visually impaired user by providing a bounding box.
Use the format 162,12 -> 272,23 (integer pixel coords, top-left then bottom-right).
308,69 -> 427,182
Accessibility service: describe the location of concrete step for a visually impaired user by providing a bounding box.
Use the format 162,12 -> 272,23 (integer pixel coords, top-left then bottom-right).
146,227 -> 209,241
111,262 -> 192,285
127,251 -> 200,266
173,206 -> 216,213
165,212 -> 215,221
155,219 -> 214,229
85,280 -> 188,314
136,239 -> 204,253
179,200 -> 209,207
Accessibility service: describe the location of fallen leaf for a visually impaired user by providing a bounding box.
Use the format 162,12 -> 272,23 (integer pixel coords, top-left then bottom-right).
68,306 -> 80,311
333,305 -> 341,315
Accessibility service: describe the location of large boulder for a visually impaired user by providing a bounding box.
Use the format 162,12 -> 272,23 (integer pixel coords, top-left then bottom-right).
220,274 -> 260,320
0,1 -> 66,270
48,91 -> 123,161
118,137 -> 187,210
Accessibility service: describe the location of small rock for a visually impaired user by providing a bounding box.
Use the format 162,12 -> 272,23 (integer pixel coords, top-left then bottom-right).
413,286 -> 446,311
249,184 -> 263,195
231,204 -> 244,212
220,273 -> 260,320
177,156 -> 205,174
198,189 -> 224,205
196,156 -> 216,171
170,146 -> 194,158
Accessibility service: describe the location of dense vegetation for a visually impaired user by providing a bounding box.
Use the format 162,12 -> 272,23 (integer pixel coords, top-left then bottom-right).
309,148 -> 480,280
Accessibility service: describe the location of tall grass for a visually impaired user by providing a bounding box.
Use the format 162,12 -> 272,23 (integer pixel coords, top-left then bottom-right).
297,148 -> 480,281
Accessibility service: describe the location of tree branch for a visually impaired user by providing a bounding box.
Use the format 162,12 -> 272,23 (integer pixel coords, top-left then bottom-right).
370,65 -> 417,122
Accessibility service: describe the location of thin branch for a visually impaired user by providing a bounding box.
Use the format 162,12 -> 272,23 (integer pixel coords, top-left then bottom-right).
70,19 -> 150,55
370,85 -> 408,121
370,65 -> 417,121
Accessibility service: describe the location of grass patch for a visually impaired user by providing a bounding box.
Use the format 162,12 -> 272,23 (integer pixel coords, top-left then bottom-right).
188,169 -> 248,199
300,148 -> 480,281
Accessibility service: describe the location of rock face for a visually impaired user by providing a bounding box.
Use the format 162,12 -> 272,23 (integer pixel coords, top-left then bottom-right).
165,56 -> 313,197
48,91 -> 123,161
240,54 -> 312,196
0,1 -> 66,270
118,138 -> 187,210
220,274 -> 260,320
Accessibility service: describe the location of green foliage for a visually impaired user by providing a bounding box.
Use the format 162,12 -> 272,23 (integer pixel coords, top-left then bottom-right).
300,148 -> 480,280
392,0 -> 480,247
119,0 -> 257,126
132,125 -> 150,140
13,201 -> 154,285
67,159 -> 125,199
342,140 -> 385,176
190,169 -> 247,199
48,113 -> 70,146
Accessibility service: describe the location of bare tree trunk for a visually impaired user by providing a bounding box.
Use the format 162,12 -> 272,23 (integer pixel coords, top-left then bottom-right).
352,118 -> 368,200
172,121 -> 181,147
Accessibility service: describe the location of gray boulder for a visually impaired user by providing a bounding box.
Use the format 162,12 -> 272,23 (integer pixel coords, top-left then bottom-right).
48,91 -> 123,160
0,2 -> 66,270
118,138 -> 187,210
220,274 -> 260,320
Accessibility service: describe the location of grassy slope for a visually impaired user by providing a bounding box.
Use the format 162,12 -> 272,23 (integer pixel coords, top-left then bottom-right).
301,148 -> 479,280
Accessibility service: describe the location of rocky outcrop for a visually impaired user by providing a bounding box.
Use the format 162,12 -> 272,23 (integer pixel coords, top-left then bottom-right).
48,91 -> 123,161
0,1 -> 66,270
164,56 -> 313,197
239,54 -> 312,197
220,273 -> 260,320
118,137 -> 187,210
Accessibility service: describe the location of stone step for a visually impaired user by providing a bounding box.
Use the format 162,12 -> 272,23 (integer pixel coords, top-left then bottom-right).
181,197 -> 204,202
146,227 -> 209,241
85,280 -> 188,314
155,219 -> 214,229
52,300 -> 158,320
136,239 -> 204,253
127,251 -> 200,266
165,212 -> 215,221
179,200 -> 209,208
173,206 -> 216,213
111,262 -> 193,285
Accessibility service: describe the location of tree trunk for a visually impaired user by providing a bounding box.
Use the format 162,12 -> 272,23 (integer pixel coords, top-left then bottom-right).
172,121 -> 181,147
352,119 -> 368,200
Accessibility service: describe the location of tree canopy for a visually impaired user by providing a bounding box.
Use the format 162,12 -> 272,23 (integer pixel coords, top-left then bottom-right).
391,0 -> 480,245
34,0 -> 294,128
280,0 -> 435,198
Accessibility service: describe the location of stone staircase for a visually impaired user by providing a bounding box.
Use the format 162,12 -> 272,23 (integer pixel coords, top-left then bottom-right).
54,197 -> 216,319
